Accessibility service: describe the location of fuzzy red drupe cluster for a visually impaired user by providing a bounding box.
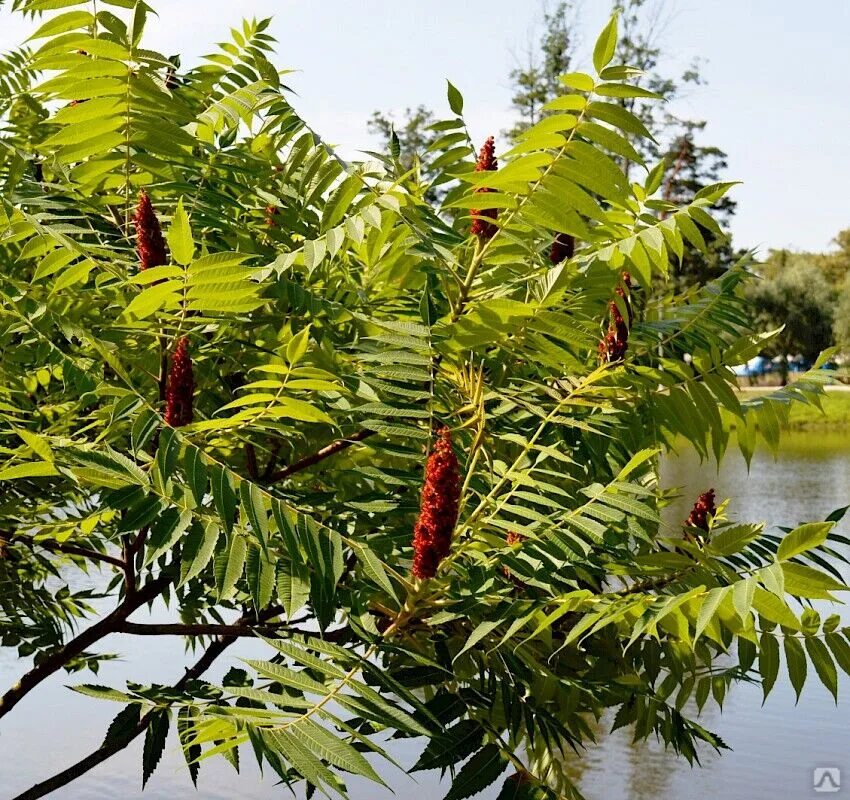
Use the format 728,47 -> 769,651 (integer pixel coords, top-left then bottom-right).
412,427 -> 461,580
133,190 -> 168,271
470,136 -> 499,241
164,337 -> 195,428
685,488 -> 717,532
549,232 -> 575,265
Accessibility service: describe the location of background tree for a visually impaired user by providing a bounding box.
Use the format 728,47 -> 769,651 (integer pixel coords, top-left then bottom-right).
833,271 -> 850,353
506,0 -> 578,139
367,105 -> 439,185
816,228 -> 850,286
746,261 -> 836,382
610,0 -> 740,290
370,0 -> 741,290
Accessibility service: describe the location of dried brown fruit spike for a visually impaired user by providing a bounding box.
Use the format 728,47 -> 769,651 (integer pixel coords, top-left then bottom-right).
412,427 -> 461,580
133,190 -> 168,272
164,337 -> 194,428
598,272 -> 632,363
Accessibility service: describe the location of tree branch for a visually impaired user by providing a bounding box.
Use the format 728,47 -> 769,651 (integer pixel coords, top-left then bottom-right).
266,429 -> 375,483
0,534 -> 126,570
10,605 -> 285,800
116,620 -> 289,637
0,573 -> 171,721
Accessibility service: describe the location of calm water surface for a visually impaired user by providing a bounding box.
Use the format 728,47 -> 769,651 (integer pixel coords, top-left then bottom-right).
2,431 -> 848,799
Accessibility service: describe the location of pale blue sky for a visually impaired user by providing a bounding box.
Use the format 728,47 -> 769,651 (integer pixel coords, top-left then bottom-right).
2,1 -> 848,254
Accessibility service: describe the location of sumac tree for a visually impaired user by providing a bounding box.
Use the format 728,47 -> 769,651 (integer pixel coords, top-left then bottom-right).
0,4 -> 845,800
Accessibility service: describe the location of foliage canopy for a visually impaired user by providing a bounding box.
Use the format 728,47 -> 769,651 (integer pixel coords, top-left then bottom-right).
0,4 -> 846,800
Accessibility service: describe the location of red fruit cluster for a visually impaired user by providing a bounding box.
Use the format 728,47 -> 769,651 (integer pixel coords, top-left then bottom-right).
133,190 -> 168,272
412,427 -> 461,580
470,136 -> 499,241
549,233 -> 575,265
685,488 -> 716,532
598,272 -> 633,363
264,204 -> 280,228
506,531 -> 525,546
164,337 -> 194,427
503,531 -> 527,583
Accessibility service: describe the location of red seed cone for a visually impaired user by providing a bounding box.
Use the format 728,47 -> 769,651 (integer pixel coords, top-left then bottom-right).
549,233 -> 575,265
412,427 -> 461,580
133,190 -> 168,271
164,337 -> 194,427
470,136 -> 499,241
685,488 -> 716,532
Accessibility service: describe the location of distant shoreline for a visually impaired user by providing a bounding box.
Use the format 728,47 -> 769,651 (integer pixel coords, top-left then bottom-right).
735,385 -> 850,429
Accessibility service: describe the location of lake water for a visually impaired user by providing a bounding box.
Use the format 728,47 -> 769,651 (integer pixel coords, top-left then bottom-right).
2,431 -> 849,799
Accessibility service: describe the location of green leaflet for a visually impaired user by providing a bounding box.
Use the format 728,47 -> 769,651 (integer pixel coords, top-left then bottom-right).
215,532 -> 247,600
412,719 -> 485,772
240,479 -> 269,554
291,718 -> 384,785
210,463 -> 238,535
805,635 -> 838,702
276,558 -> 309,619
144,507 -> 192,566
180,521 -> 220,587
142,710 -> 170,788
777,522 -> 833,561
245,543 -> 275,611
444,745 -> 509,800
784,635 -> 807,702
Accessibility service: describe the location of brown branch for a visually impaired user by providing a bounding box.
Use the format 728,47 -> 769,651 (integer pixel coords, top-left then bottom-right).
120,535 -> 136,597
245,442 -> 260,480
10,605 -> 285,800
0,573 -> 171,721
261,439 -> 282,480
267,428 -> 375,483
116,621 -> 289,637
1,534 -> 125,571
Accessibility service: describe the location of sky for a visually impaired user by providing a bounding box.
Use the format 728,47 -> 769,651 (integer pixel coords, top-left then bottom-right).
1,0 -> 848,255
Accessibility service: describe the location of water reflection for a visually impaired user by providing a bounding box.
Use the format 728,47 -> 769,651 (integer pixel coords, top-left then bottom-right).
1,431 -> 848,798
575,430 -> 850,800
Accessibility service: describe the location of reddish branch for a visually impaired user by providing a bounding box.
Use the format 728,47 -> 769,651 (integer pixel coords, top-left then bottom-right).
267,429 -> 375,483
10,609 -> 262,800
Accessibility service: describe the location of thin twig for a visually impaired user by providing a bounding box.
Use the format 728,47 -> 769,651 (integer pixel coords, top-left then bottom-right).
266,429 -> 375,484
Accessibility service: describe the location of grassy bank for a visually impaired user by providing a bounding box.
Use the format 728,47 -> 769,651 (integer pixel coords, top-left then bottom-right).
736,387 -> 850,428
